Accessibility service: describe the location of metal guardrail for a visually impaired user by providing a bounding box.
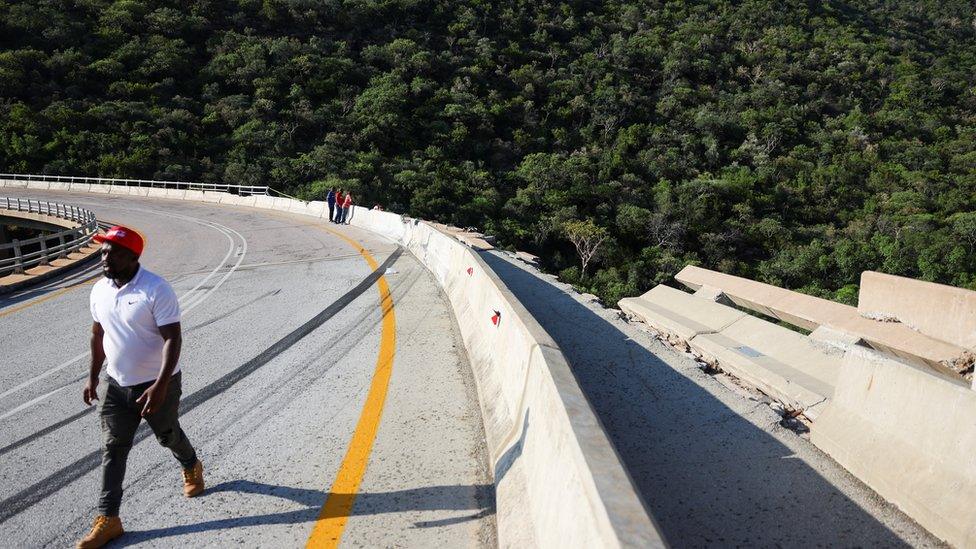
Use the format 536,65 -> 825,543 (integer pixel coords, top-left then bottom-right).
0,173 -> 269,196
0,197 -> 98,276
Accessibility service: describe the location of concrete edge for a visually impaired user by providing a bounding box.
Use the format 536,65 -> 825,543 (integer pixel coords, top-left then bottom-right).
467,249 -> 665,547
810,347 -> 976,547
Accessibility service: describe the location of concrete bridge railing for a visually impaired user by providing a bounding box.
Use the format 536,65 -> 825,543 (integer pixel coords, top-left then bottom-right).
0,197 -> 98,276
0,172 -> 269,196
347,208 -> 665,548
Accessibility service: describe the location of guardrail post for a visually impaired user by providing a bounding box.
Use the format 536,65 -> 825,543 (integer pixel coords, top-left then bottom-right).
39,237 -> 49,266
66,229 -> 79,253
58,233 -> 67,258
12,239 -> 23,274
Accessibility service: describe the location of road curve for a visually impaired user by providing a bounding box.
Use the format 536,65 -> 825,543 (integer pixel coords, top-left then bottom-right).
0,190 -> 494,547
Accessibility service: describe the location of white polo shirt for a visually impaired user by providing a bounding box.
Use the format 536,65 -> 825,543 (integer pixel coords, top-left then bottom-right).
90,266 -> 181,386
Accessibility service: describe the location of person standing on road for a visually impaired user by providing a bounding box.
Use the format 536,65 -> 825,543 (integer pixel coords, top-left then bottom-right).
77,226 -> 204,549
340,192 -> 353,224
325,187 -> 336,222
334,189 -> 344,224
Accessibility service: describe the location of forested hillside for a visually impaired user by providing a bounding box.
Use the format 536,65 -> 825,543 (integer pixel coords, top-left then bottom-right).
2,0 -> 975,303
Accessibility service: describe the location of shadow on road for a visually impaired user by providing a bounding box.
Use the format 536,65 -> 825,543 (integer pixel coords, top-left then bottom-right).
113,480 -> 493,545
481,251 -> 911,547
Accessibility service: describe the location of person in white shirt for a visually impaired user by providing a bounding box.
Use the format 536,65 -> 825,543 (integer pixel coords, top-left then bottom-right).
77,225 -> 203,549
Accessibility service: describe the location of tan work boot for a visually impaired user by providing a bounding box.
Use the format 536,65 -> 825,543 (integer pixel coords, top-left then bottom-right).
77,515 -> 123,548
182,460 -> 204,497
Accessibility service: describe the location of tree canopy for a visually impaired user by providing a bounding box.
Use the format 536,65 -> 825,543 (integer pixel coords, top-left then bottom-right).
2,0 -> 975,303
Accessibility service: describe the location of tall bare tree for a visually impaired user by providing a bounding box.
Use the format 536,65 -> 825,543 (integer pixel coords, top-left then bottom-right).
563,219 -> 608,277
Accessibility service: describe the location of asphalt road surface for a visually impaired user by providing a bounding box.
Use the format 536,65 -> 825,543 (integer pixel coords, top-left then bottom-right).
0,190 -> 494,547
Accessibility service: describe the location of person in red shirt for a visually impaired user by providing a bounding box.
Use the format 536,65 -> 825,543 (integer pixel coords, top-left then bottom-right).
340,192 -> 353,224
333,189 -> 344,224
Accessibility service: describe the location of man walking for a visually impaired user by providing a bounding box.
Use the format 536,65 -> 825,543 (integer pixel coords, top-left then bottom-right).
77,226 -> 204,548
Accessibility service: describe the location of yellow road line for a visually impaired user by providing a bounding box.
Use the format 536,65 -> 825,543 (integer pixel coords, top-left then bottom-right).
306,224 -> 397,549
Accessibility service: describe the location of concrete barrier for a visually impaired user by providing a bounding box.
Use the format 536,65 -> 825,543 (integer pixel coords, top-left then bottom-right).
0,209 -> 80,230
350,206 -> 664,548
691,315 -> 840,419
252,195 -> 276,210
198,191 -> 222,203
230,195 -> 257,208
619,285 -> 746,344
811,347 -> 976,547
290,200 -> 326,218
859,271 -> 976,351
307,201 -> 327,218
88,184 -> 111,194
676,265 -> 970,378
0,206 -> 101,294
620,284 -> 839,419
271,197 -> 293,212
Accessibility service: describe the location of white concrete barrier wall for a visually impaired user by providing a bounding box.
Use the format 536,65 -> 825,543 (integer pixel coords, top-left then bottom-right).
811,347 -> 976,547
350,207 -> 663,547
859,271 -> 976,351
0,180 -> 663,547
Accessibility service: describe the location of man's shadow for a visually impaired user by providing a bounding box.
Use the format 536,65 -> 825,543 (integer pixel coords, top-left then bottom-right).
113,480 -> 493,545
481,252 -> 913,547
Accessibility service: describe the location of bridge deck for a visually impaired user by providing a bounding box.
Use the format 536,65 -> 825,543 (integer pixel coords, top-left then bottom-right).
0,189 -> 493,547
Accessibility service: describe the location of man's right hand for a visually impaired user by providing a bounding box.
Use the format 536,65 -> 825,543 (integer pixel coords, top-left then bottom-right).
83,378 -> 99,406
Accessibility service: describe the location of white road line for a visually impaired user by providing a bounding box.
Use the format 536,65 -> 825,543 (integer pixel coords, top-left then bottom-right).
0,352 -> 88,401
176,219 -> 236,310
0,211 -> 248,412
0,385 -> 70,421
184,222 -> 248,314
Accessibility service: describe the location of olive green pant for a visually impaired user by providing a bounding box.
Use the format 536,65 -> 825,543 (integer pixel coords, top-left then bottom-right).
98,372 -> 196,516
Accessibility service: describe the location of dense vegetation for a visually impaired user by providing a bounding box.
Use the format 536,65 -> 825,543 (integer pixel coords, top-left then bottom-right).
2,0 -> 975,303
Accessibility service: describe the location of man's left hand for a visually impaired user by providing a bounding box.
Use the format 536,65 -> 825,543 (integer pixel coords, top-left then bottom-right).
135,382 -> 168,417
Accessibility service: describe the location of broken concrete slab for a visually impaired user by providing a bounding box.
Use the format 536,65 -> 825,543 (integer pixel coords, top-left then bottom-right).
690,315 -> 841,419
692,284 -> 734,306
675,265 -> 972,379
619,285 -> 746,343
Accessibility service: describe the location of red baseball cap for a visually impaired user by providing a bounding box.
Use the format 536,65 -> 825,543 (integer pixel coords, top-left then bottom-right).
93,225 -> 144,256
